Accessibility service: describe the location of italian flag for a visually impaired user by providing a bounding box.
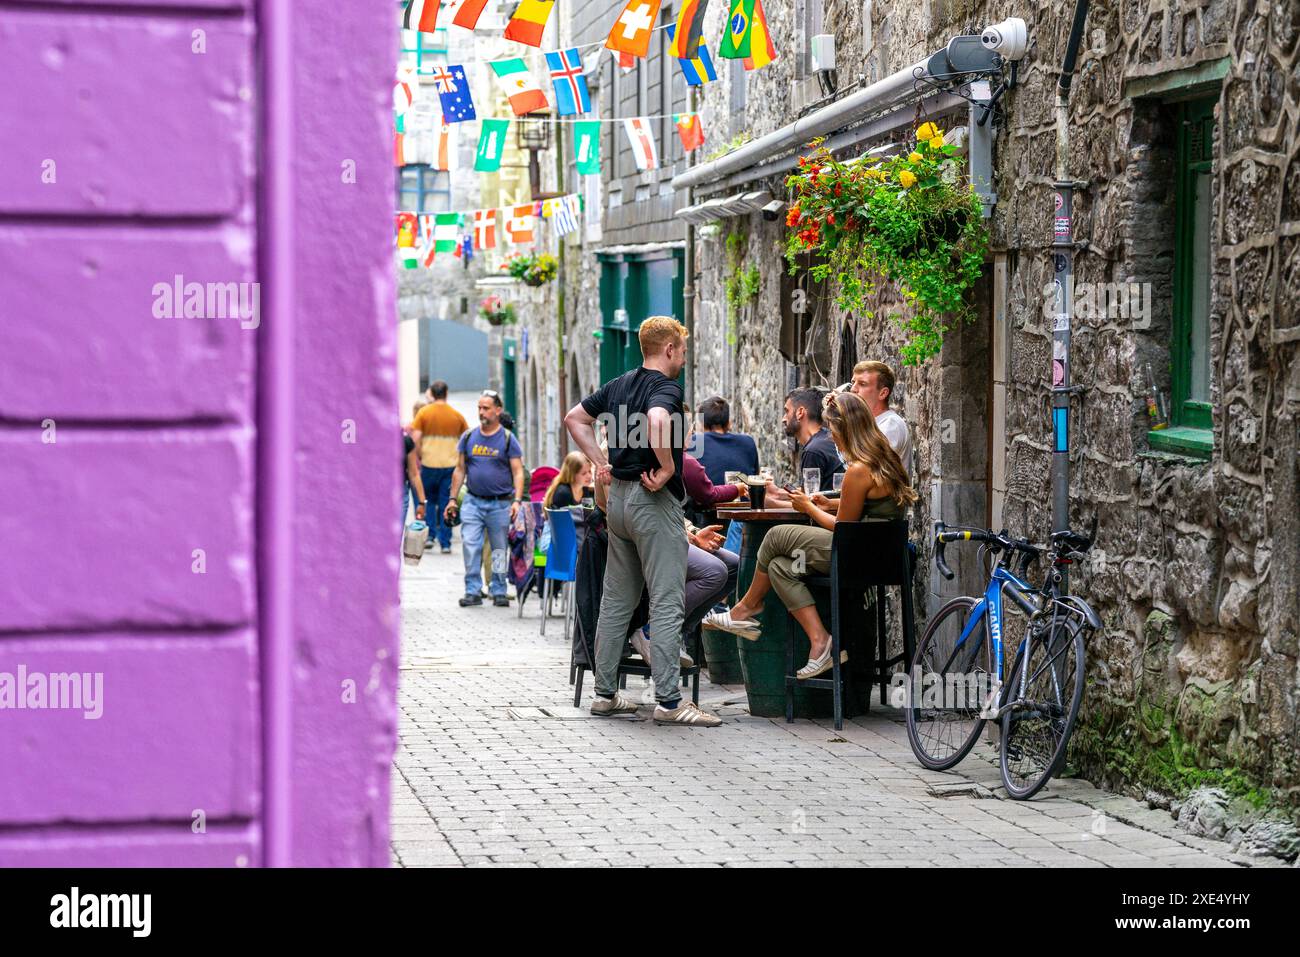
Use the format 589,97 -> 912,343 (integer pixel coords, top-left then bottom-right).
490,58 -> 549,116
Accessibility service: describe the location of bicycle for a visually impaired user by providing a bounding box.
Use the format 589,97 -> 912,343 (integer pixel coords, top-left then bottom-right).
903,519 -> 1101,799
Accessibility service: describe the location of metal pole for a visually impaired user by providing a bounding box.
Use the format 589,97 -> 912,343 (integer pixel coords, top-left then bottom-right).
1051,0 -> 1091,591
682,86 -> 698,408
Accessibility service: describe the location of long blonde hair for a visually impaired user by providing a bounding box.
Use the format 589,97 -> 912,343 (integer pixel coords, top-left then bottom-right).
544,451 -> 590,509
823,392 -> 917,507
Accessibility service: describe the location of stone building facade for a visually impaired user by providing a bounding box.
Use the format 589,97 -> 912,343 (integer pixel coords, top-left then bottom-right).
504,1 -> 1300,817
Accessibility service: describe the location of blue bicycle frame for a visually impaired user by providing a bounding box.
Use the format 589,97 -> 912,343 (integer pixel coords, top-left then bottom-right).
953,564 -> 1041,683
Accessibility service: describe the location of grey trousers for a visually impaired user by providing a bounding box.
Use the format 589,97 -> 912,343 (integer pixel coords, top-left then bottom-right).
594,478 -> 688,703
684,545 -> 739,633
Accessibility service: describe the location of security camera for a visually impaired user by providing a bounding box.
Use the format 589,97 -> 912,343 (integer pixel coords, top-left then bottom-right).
981,17 -> 1027,60
761,199 -> 787,222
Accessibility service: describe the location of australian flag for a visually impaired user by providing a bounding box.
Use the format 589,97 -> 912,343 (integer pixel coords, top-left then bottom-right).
544,48 -> 590,116
433,63 -> 476,122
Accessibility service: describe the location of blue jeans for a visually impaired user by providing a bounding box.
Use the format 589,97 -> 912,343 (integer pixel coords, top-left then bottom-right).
461,495 -> 511,597
421,466 -> 455,549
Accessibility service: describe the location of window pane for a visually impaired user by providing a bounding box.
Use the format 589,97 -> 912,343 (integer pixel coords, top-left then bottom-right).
1189,167 -> 1211,404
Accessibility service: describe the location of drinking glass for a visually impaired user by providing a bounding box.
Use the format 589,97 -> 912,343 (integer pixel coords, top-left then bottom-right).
759,466 -> 774,483
832,472 -> 845,493
802,468 -> 821,496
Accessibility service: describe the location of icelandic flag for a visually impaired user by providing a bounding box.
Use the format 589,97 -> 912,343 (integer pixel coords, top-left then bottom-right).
433,64 -> 475,122
666,24 -> 717,86
545,48 -> 591,116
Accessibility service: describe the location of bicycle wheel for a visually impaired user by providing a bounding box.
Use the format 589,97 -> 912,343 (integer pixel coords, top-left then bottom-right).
905,596 -> 993,770
999,618 -> 1086,799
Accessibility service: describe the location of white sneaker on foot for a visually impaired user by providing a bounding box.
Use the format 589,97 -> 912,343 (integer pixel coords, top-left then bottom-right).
653,700 -> 722,727
591,693 -> 640,716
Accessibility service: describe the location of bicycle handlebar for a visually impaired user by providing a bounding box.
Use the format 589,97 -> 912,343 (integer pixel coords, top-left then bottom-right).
933,522 -> 1044,581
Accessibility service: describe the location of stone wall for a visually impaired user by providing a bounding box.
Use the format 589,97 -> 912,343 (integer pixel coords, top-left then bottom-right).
691,0 -> 1300,814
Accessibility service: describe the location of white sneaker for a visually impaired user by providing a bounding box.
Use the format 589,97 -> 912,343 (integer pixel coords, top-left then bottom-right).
629,630 -> 653,664
591,693 -> 640,716
679,648 -> 695,668
653,700 -> 722,727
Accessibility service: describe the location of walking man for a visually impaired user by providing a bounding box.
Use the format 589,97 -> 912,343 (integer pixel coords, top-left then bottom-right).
445,390 -> 525,607
564,316 -> 722,727
410,381 -> 469,553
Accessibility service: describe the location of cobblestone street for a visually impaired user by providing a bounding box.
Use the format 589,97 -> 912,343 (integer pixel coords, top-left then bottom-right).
392,538 -> 1260,869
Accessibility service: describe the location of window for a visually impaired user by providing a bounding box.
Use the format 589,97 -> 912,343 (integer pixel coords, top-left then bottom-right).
1149,95 -> 1215,459
399,27 -> 448,75
397,165 -> 450,214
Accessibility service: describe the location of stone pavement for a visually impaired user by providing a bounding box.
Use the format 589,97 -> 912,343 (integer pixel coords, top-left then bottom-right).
392,532 -> 1256,868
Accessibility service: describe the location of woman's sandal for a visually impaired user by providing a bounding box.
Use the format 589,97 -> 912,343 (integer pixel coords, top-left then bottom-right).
701,608 -> 762,641
796,646 -> 849,679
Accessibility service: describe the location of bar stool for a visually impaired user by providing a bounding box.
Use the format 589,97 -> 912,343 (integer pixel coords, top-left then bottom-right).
784,518 -> 916,730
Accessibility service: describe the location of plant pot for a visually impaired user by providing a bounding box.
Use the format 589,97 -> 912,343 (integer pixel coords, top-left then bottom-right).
893,207 -> 969,258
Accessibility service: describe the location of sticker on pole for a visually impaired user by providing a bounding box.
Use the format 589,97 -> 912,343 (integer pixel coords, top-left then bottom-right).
1054,216 -> 1071,237
1053,312 -> 1071,332
1054,192 -> 1064,211
1053,340 -> 1066,360
1052,359 -> 1066,386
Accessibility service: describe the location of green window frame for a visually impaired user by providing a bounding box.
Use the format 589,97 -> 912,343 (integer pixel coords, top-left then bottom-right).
399,23 -> 448,76
1148,95 -> 1215,460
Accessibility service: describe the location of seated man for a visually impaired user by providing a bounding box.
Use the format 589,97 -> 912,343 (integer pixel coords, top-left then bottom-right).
766,387 -> 844,504
693,396 -> 759,486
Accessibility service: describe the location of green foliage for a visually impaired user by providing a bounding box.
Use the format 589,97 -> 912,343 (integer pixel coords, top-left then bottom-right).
722,228 -> 761,346
503,253 -> 557,286
703,131 -> 753,163
783,127 -> 989,365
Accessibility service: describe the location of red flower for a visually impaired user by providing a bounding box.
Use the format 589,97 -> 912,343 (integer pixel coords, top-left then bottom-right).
834,184 -> 843,196
827,213 -> 836,225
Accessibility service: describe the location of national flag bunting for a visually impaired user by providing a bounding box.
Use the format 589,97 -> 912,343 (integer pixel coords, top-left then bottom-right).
396,213 -> 420,269
623,117 -> 659,171
743,0 -> 776,70
418,215 -> 438,267
474,118 -> 510,171
666,24 -> 717,85
473,209 -> 498,250
452,0 -> 490,29
553,194 -> 580,236
505,204 -> 535,245
503,0 -> 555,48
613,48 -> 636,72
545,48 -> 590,116
673,113 -> 704,152
432,212 -> 460,258
606,0 -> 661,59
403,0 -> 442,33
573,120 -> 601,175
433,64 -> 475,122
433,120 -> 453,171
670,0 -> 710,59
719,0 -> 755,59
490,58 -> 549,115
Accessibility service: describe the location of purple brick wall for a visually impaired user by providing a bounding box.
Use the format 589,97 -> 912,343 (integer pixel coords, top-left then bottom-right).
0,3 -> 398,866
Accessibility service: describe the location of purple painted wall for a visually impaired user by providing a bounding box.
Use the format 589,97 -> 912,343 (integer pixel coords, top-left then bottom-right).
0,3 -> 398,866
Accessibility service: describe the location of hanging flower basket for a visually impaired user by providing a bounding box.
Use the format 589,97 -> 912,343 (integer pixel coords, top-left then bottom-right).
502,253 -> 558,287
478,295 -> 517,326
784,123 -> 989,365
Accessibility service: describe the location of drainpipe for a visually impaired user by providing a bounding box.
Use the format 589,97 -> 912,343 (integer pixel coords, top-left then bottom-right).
555,111 -> 568,456
682,86 -> 698,409
1050,0 -> 1090,589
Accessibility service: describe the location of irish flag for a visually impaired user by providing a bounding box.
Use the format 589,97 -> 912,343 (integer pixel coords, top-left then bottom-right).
503,0 -> 555,47
432,212 -> 460,260
490,58 -> 549,115
402,0 -> 441,33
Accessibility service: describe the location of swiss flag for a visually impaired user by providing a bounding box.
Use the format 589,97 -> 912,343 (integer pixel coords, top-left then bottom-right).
606,0 -> 661,58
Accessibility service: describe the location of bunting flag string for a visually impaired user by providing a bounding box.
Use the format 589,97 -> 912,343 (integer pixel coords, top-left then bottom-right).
502,0 -> 555,47
395,195 -> 585,265
606,0 -> 661,59
742,0 -> 777,71
665,23 -> 717,85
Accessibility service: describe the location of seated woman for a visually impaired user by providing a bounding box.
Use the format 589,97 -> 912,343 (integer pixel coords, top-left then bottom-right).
702,392 -> 916,678
544,452 -> 594,509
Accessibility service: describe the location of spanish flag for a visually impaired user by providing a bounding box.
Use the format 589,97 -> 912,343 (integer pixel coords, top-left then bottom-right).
743,0 -> 776,70
503,0 -> 554,48
670,0 -> 710,59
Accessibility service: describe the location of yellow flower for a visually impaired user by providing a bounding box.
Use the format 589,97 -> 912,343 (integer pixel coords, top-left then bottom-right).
929,135 -> 946,149
916,122 -> 942,141
908,151 -> 923,164
898,170 -> 917,188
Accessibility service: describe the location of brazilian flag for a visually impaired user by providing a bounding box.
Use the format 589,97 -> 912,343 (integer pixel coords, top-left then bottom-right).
718,0 -> 755,58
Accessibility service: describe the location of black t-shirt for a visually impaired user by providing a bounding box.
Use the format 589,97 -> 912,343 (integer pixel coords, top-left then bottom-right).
550,484 -> 594,509
799,428 -> 845,491
402,433 -> 415,483
581,367 -> 686,500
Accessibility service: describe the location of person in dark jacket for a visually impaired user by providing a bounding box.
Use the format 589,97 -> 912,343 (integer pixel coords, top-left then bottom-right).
693,396 -> 759,486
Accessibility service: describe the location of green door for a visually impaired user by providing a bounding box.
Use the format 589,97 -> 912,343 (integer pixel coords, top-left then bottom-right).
596,248 -> 684,386
502,337 -> 518,421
